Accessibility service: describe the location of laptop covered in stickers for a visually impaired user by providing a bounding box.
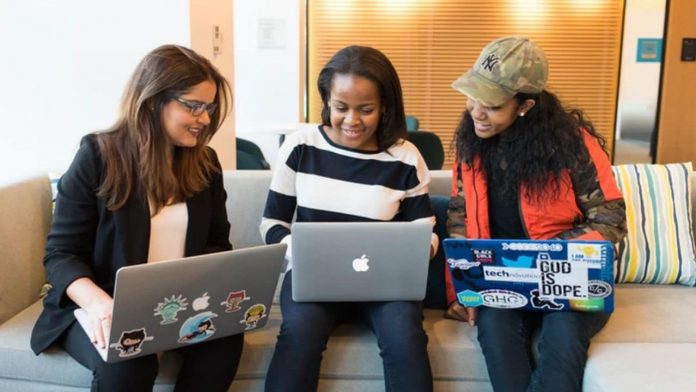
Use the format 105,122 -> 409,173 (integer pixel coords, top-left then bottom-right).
73,243 -> 286,362
291,221 -> 433,302
442,238 -> 615,313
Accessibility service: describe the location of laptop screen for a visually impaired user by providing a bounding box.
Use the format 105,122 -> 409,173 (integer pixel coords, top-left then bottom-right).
443,238 -> 614,313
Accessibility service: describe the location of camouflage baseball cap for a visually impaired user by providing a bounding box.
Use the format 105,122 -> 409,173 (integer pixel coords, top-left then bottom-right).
451,37 -> 548,107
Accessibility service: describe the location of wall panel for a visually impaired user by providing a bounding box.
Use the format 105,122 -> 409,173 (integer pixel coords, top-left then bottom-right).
655,0 -> 696,164
308,0 -> 624,167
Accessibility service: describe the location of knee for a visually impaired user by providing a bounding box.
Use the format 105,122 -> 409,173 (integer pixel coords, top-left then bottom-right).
276,319 -> 329,354
93,355 -> 158,389
374,307 -> 428,351
538,333 -> 589,364
477,310 -> 519,343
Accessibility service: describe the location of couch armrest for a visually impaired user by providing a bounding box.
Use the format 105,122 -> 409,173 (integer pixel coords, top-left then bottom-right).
0,175 -> 52,324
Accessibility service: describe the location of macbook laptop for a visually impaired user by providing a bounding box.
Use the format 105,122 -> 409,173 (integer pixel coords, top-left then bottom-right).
443,238 -> 614,313
74,243 -> 286,363
291,221 -> 433,302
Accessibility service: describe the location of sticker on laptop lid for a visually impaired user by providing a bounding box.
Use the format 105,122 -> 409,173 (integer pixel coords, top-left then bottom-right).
241,304 -> 267,330
587,280 -> 612,298
457,290 -> 484,307
221,290 -> 251,313
502,242 -> 563,252
569,297 -> 605,312
447,257 -> 481,271
153,294 -> 189,325
472,248 -> 495,264
568,243 -> 606,267
178,311 -> 218,343
538,258 -> 589,300
502,255 -> 534,268
479,289 -> 528,309
530,289 -> 564,310
192,292 -> 211,311
110,328 -> 154,357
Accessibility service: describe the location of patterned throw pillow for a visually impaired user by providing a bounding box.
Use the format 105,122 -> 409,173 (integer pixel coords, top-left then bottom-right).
612,163 -> 696,285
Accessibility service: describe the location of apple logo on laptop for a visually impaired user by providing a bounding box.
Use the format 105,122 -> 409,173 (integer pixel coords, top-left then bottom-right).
352,254 -> 370,272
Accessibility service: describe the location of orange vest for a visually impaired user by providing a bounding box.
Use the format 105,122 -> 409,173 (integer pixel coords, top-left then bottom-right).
445,130 -> 623,304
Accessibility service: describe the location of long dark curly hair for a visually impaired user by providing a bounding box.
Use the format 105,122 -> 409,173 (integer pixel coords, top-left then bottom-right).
455,90 -> 607,202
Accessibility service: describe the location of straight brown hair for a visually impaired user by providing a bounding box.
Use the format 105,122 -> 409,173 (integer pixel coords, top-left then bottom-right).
95,45 -> 231,214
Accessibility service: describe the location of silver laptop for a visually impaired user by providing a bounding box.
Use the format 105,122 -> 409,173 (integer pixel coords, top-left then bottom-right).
291,222 -> 432,302
74,244 -> 286,363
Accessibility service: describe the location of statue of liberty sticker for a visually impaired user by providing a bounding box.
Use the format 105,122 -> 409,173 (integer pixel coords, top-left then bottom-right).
153,294 -> 189,325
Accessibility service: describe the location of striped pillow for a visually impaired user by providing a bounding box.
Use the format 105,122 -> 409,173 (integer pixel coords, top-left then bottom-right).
612,163 -> 696,285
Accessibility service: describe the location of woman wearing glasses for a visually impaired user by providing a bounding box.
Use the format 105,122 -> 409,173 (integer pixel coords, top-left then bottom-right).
30,45 -> 242,392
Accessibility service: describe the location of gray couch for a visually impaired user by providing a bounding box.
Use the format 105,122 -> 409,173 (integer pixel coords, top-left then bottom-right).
1,170 -> 695,391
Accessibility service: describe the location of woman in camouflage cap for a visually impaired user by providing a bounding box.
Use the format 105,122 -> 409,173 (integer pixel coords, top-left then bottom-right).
445,37 -> 627,392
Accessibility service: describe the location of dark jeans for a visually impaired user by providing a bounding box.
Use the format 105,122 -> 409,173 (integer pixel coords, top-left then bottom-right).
61,320 -> 244,392
265,271 -> 433,392
477,308 -> 610,392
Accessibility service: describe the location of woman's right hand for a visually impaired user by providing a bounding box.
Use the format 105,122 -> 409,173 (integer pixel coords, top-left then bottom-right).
86,298 -> 114,349
66,277 -> 114,349
445,302 -> 477,326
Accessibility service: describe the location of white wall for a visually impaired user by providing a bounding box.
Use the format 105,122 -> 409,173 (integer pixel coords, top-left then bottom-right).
616,0 -> 666,141
233,0 -> 300,167
0,0 -> 190,180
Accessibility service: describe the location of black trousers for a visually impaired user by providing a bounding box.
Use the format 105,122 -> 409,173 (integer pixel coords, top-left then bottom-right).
61,320 -> 244,392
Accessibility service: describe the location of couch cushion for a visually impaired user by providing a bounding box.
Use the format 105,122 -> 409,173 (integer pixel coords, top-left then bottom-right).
593,284 -> 696,343
1,300 -> 490,390
237,306 -> 489,384
612,163 -> 696,285
0,301 -> 181,391
584,343 -> 696,392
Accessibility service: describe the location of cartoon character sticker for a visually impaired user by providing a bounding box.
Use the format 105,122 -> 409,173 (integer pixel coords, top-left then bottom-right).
178,311 -> 218,344
240,304 -> 267,330
110,328 -> 154,357
221,290 -> 251,312
530,289 -> 564,310
153,294 -> 189,325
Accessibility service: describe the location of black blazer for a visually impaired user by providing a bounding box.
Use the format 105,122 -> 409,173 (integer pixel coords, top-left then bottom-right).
30,135 -> 232,354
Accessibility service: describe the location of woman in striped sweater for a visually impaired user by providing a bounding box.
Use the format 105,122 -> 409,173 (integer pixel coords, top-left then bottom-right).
261,45 -> 436,392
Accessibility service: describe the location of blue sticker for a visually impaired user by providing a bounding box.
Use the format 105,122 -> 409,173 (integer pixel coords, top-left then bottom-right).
501,255 -> 534,268
457,290 -> 484,307
178,311 -> 218,344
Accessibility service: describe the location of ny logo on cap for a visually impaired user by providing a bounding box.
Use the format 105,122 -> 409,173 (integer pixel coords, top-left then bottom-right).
481,54 -> 500,72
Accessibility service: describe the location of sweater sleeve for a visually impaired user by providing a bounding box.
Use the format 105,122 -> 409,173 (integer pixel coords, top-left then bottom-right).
555,130 -> 627,244
260,135 -> 298,244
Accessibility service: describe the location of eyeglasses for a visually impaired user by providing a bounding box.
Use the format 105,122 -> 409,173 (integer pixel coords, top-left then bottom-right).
174,97 -> 218,117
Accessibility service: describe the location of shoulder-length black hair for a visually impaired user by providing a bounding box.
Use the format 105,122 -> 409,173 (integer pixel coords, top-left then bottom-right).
317,45 -> 406,151
455,90 -> 607,202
